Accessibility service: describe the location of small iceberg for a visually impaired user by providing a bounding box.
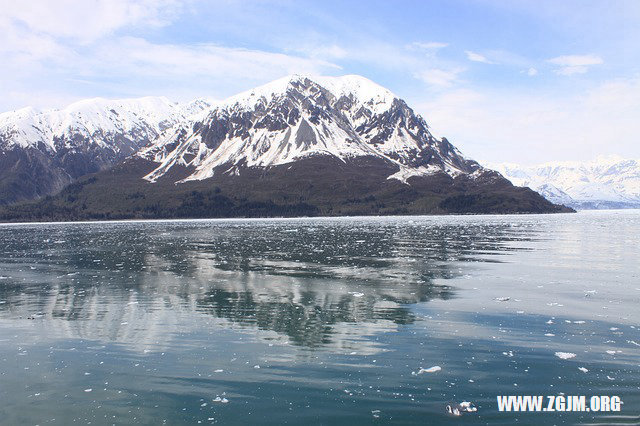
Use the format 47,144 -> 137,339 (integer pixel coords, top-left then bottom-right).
412,366 -> 441,375
446,401 -> 477,416
554,352 -> 576,360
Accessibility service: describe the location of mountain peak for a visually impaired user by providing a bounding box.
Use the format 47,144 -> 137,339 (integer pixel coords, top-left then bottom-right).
141,74 -> 481,184
220,74 -> 396,114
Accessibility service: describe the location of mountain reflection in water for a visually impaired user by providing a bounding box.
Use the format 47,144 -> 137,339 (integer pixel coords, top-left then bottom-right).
0,218 -> 531,352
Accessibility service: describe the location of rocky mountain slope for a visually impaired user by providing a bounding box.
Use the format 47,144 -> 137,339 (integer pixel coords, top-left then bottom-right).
488,156 -> 640,209
0,96 -> 211,204
139,75 -> 480,184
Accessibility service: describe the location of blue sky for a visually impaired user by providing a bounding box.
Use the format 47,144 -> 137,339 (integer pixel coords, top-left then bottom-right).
1,0 -> 639,164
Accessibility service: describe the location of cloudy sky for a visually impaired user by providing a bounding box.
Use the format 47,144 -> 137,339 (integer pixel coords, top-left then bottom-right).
1,0 -> 639,164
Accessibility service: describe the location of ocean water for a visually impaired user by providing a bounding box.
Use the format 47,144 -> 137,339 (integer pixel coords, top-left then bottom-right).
0,211 -> 638,425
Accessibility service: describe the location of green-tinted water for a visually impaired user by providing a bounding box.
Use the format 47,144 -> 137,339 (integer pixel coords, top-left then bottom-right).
0,211 -> 638,425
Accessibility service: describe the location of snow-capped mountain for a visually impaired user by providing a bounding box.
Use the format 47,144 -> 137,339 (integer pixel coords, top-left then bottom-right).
0,96 -> 212,204
140,75 -> 482,184
0,74 -> 569,219
488,156 -> 640,209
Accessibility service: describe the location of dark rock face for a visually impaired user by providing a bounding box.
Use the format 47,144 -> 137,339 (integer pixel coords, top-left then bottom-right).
0,131 -> 157,205
0,148 -> 72,204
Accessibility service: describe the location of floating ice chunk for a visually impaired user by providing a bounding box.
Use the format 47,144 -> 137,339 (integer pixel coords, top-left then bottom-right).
554,352 -> 576,360
84,389 -> 92,392
459,402 -> 476,412
495,297 -> 510,302
371,410 -> 380,418
545,333 -> 555,337
605,350 -> 616,355
413,366 -> 441,375
352,292 -> 364,298
578,367 -> 588,373
253,365 -> 260,369
502,351 -> 514,357
213,396 -> 229,403
446,401 -> 477,416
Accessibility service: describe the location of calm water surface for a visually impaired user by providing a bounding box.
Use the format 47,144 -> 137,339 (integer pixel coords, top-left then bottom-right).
0,211 -> 639,425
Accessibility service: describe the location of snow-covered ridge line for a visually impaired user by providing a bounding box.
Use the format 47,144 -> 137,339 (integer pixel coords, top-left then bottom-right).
486,156 -> 640,209
0,96 -> 214,151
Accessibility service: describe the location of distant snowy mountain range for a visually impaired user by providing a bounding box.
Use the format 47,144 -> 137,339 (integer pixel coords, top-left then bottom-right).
487,157 -> 640,209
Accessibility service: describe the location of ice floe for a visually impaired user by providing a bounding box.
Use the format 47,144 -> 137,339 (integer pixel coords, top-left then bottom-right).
554,352 -> 576,360
412,365 -> 441,375
446,401 -> 477,416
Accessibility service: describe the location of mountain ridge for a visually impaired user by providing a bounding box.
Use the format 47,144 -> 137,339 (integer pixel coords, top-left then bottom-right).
0,74 -> 572,220
0,95 -> 213,204
139,74 -> 482,185
487,156 -> 640,209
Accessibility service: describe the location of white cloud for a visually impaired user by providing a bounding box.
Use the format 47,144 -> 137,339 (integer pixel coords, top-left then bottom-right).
465,50 -> 493,64
0,0 -> 343,110
527,67 -> 538,76
0,33 -> 342,109
548,54 -> 603,66
95,37 -> 340,78
287,44 -> 348,60
408,41 -> 449,50
0,0 -> 180,43
547,54 -> 603,76
414,68 -> 463,88
555,66 -> 590,75
413,76 -> 640,164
